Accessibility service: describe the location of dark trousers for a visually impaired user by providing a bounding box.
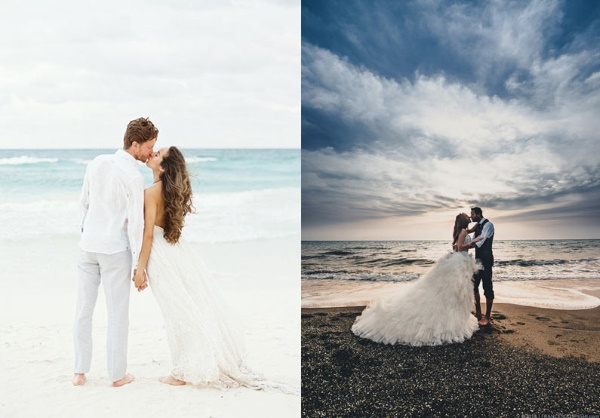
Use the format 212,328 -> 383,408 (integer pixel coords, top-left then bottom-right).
474,263 -> 494,300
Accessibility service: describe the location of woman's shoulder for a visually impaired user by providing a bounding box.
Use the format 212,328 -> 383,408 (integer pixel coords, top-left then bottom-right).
144,183 -> 162,200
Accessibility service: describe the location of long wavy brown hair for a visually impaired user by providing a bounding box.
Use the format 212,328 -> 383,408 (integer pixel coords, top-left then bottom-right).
159,146 -> 195,243
452,213 -> 471,246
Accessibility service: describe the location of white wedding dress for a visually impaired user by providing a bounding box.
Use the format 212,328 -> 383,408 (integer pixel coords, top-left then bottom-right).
351,234 -> 480,346
147,225 -> 287,390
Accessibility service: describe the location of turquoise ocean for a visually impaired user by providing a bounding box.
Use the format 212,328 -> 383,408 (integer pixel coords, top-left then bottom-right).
0,149 -> 300,244
0,149 -> 299,290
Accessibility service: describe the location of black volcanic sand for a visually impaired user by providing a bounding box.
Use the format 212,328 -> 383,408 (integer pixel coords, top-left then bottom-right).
302,307 -> 600,417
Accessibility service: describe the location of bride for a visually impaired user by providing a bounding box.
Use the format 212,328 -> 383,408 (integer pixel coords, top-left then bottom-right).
351,213 -> 483,346
133,146 -> 269,388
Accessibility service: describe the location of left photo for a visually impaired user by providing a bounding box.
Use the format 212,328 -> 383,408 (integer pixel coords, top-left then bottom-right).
0,2 -> 300,417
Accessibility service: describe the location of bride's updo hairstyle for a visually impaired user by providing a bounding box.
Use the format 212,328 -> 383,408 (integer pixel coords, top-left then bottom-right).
452,212 -> 471,246
159,147 -> 195,244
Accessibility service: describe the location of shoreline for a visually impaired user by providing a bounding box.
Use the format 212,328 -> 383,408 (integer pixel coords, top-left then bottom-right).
302,278 -> 600,310
302,304 -> 600,416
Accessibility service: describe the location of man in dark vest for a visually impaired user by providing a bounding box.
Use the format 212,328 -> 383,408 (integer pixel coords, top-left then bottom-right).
466,207 -> 495,326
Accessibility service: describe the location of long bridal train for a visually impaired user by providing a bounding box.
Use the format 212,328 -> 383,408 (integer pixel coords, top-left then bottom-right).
148,225 -> 298,394
352,250 -> 480,346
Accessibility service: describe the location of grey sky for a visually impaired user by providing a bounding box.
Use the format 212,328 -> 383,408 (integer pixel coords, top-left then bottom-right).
302,0 -> 600,240
0,0 -> 299,149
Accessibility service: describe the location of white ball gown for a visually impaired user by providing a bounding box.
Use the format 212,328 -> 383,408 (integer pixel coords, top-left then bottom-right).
147,225 -> 296,392
351,235 -> 480,346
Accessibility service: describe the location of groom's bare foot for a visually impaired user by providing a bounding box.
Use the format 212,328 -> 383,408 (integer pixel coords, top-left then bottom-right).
159,376 -> 186,386
72,373 -> 86,386
478,316 -> 490,326
112,374 -> 135,387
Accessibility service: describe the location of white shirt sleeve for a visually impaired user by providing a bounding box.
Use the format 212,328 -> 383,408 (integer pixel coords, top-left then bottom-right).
79,166 -> 90,233
475,221 -> 494,248
126,175 -> 145,273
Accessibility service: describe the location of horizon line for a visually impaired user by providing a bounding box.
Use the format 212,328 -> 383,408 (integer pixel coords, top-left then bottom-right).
0,147 -> 300,151
301,238 -> 600,242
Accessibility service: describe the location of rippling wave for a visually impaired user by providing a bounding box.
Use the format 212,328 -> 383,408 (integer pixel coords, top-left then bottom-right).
302,240 -> 600,282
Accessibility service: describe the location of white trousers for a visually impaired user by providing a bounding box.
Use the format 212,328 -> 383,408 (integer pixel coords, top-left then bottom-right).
74,250 -> 131,382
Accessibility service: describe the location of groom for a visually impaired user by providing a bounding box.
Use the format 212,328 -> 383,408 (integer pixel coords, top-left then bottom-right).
466,207 -> 495,326
72,117 -> 158,387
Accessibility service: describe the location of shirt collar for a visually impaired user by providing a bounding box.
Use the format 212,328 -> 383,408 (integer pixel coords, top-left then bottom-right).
479,217 -> 487,224
116,149 -> 138,166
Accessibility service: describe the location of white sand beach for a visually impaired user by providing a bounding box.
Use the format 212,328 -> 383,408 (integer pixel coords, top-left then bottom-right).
0,237 -> 300,418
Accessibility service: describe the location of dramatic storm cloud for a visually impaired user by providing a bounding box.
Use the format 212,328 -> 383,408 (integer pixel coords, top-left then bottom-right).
0,0 -> 299,149
302,0 -> 600,240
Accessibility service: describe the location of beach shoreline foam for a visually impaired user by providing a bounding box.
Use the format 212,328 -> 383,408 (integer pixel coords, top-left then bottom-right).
302,278 -> 600,310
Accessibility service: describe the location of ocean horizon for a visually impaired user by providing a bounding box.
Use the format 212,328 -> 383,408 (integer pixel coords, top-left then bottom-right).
302,239 -> 600,282
0,148 -> 300,244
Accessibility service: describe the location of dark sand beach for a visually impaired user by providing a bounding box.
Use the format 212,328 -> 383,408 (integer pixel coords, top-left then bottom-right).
302,304 -> 600,417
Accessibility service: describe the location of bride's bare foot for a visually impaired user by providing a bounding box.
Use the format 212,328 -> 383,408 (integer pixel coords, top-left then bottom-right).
112,374 -> 135,387
159,376 -> 186,386
72,373 -> 86,386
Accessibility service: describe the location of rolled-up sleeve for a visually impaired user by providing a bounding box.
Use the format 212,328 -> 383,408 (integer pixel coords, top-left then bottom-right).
126,175 -> 145,273
475,222 -> 495,248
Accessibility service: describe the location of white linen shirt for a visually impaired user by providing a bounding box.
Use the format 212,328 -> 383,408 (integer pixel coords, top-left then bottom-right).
79,149 -> 145,272
475,217 -> 495,248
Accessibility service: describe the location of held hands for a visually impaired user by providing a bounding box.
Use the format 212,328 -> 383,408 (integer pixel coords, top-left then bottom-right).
132,269 -> 149,292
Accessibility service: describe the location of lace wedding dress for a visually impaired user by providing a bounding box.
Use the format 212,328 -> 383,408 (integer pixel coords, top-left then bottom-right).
147,225 -> 295,392
351,233 -> 480,346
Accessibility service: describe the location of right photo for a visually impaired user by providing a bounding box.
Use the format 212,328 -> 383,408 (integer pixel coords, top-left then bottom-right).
301,0 -> 600,416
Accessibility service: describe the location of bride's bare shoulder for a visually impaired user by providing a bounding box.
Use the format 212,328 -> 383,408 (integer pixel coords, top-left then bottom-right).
144,183 -> 162,202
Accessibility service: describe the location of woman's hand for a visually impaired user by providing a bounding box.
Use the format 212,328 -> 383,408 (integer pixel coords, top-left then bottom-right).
133,269 -> 148,292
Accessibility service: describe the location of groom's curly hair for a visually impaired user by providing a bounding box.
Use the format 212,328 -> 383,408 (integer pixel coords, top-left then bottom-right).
159,146 -> 195,244
123,117 -> 159,149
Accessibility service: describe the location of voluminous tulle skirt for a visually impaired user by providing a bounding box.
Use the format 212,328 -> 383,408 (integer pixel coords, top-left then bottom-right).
352,251 -> 480,346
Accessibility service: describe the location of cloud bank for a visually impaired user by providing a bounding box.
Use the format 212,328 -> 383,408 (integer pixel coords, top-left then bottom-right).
302,0 -> 600,239
0,0 -> 299,148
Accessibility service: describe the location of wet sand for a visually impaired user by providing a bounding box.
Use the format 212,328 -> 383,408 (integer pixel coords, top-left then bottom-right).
302,278 -> 600,310
301,304 -> 600,416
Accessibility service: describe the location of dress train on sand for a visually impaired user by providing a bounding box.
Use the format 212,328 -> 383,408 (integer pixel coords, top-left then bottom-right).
352,243 -> 480,346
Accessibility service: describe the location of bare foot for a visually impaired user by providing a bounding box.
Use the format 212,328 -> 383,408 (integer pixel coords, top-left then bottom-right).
112,374 -> 135,387
72,373 -> 86,386
159,376 -> 186,386
478,316 -> 490,326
